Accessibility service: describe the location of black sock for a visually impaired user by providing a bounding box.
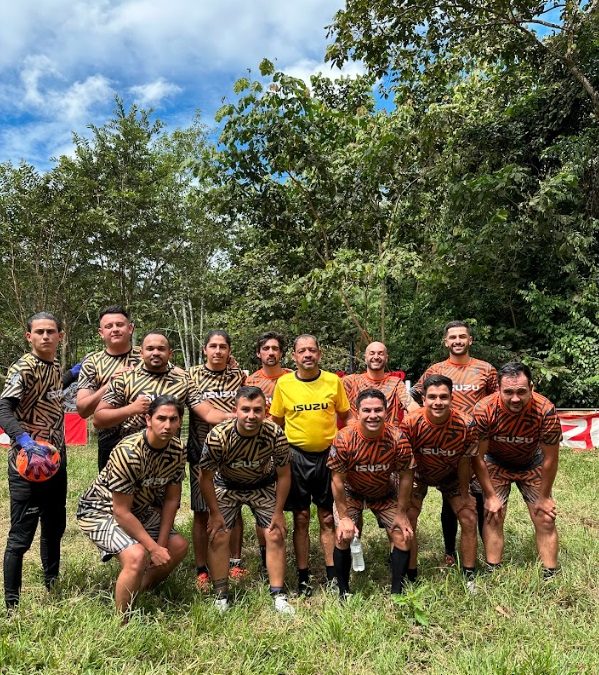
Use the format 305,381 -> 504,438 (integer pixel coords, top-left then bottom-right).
196,565 -> 209,576
390,548 -> 410,594
333,547 -> 351,595
269,586 -> 283,596
441,496 -> 458,555
297,568 -> 311,585
213,577 -> 228,599
259,545 -> 267,568
325,565 -> 336,581
407,568 -> 418,582
462,566 -> 476,580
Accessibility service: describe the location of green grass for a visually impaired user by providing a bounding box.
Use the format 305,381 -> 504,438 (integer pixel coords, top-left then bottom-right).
1,446 -> 598,674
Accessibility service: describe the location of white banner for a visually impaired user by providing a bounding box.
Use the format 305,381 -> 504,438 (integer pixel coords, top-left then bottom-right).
558,410 -> 599,451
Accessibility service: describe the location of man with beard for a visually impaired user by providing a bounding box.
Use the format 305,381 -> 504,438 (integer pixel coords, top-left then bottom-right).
270,334 -> 350,596
412,321 -> 498,565
246,331 -> 292,416
472,362 -> 562,577
343,341 -> 418,427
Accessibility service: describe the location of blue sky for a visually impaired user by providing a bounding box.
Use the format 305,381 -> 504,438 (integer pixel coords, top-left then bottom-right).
0,0 -> 364,170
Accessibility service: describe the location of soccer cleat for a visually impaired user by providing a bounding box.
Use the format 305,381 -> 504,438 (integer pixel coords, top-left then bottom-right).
214,597 -> 229,613
229,564 -> 249,580
196,571 -> 210,592
273,594 -> 295,615
297,580 -> 314,598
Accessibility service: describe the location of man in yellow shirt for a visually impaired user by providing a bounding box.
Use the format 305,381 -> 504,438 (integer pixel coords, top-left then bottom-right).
270,334 -> 350,596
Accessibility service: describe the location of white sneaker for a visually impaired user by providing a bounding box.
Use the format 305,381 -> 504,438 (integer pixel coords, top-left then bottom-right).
214,597 -> 229,613
273,594 -> 295,615
466,579 -> 478,595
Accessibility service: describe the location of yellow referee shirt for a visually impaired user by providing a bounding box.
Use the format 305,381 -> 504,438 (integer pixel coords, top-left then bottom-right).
270,370 -> 350,453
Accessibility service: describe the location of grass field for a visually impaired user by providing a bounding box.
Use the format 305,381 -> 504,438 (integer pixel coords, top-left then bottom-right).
0,443 -> 597,674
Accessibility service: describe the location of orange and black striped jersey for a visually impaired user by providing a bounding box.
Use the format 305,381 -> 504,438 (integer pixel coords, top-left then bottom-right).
200,418 -> 290,488
343,372 -> 413,427
246,368 -> 292,414
473,391 -> 562,469
400,408 -> 478,485
187,365 -> 246,461
412,358 -> 498,415
1,353 -> 65,469
102,364 -> 202,440
77,431 -> 186,518
328,423 -> 415,499
77,346 -> 142,392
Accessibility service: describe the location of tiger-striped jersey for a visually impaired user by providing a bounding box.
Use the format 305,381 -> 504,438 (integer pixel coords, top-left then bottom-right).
77,431 -> 186,518
245,368 -> 292,414
187,365 -> 246,461
473,391 -> 562,469
200,418 -> 290,488
412,358 -> 498,414
400,408 -> 478,485
343,372 -> 413,427
77,346 -> 142,392
101,364 -> 202,439
328,423 -> 415,499
1,353 -> 65,469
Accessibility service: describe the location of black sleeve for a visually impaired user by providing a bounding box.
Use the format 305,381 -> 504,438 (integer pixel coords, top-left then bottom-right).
0,397 -> 26,440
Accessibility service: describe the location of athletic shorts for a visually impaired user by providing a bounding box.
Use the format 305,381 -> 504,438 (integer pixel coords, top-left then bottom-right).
77,507 -> 176,562
333,491 -> 397,530
411,472 -> 464,506
285,445 -> 333,512
190,463 -> 208,513
215,483 -> 277,530
485,461 -> 544,507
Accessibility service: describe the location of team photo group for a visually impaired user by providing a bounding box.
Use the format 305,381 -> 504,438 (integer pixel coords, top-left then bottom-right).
1,307 -> 562,620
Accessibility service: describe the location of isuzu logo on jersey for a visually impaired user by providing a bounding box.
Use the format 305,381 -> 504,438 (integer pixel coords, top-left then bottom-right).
202,391 -> 237,400
230,459 -> 264,469
46,389 -> 64,401
493,435 -> 535,444
420,447 -> 456,456
293,403 -> 329,411
142,477 -> 169,486
355,463 -> 390,472
452,384 -> 480,392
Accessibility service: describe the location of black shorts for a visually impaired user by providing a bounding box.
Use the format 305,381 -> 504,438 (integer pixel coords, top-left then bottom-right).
285,445 -> 333,512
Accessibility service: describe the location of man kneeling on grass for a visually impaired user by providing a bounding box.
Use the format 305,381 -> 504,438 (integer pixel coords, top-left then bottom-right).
199,386 -> 294,614
77,395 -> 188,619
328,388 -> 415,598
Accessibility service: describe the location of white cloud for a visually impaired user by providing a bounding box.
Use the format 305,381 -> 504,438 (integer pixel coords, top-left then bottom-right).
283,58 -> 366,86
130,78 -> 182,107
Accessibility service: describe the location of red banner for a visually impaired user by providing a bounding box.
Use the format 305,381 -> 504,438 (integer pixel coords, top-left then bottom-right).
0,412 -> 88,446
558,410 -> 599,451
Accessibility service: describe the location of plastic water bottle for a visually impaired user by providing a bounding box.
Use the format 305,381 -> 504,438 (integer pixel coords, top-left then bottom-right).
350,536 -> 365,571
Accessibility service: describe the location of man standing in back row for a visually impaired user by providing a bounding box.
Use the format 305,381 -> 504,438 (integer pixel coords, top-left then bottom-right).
246,331 -> 292,416
343,341 -> 419,427
411,321 -> 498,565
270,334 -> 350,596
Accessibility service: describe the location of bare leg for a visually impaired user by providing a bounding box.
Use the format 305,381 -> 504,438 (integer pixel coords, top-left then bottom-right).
293,509 -> 310,569
527,502 -> 558,569
317,507 -> 335,567
192,511 -> 209,568
229,515 -> 244,560
448,496 -> 477,569
262,526 -> 286,588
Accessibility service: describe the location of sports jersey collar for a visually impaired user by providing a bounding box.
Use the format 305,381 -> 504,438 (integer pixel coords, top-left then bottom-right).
143,429 -> 170,453
104,347 -> 133,359
139,364 -> 169,377
258,367 -> 288,380
445,357 -> 472,368
203,365 -> 228,375
364,371 -> 390,383
294,370 -> 321,383
356,423 -> 385,441
29,352 -> 56,366
423,407 -> 452,427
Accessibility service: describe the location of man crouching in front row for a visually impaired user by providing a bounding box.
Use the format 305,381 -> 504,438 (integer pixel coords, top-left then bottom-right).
77,395 -> 188,620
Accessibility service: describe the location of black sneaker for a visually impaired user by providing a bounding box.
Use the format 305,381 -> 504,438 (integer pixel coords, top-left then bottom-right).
297,580 -> 313,597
